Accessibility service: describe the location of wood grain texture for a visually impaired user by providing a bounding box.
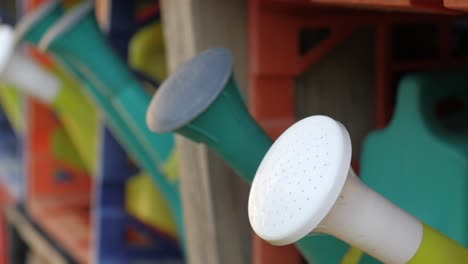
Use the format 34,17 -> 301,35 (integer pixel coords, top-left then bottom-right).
162,2 -> 375,263
296,28 -> 375,159
161,1 -> 252,263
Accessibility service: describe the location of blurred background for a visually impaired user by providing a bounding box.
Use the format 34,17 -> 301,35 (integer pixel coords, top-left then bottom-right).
0,0 -> 467,263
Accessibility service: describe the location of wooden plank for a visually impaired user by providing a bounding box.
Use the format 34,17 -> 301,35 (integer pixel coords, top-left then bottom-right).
161,1 -> 252,264
5,206 -> 68,264
162,1 -> 377,264
296,28 -> 376,160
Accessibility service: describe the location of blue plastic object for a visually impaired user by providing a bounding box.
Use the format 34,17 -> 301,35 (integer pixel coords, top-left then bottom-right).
95,127 -> 182,264
0,106 -> 23,201
93,2 -> 182,262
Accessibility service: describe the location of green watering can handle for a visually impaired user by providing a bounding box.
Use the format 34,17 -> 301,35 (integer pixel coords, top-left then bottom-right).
392,72 -> 468,149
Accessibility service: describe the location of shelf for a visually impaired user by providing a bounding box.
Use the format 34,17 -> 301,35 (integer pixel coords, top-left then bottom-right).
445,0 -> 468,11
392,58 -> 468,71
275,0 -> 464,14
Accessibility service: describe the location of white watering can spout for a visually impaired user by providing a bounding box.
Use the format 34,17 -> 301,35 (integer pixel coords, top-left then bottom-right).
249,115 -> 467,264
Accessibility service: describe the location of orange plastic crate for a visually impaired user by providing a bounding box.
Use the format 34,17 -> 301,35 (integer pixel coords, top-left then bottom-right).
26,99 -> 92,263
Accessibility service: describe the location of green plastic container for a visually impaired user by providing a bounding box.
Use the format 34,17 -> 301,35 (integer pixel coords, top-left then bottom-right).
306,71 -> 468,264
356,71 -> 468,263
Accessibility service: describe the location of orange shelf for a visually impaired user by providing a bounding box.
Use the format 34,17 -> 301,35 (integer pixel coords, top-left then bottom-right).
281,0 -> 460,14
445,0 -> 468,11
375,19 -> 468,127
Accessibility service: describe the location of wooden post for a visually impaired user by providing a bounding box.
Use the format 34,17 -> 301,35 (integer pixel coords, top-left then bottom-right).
162,1 -> 376,263
161,1 -> 252,263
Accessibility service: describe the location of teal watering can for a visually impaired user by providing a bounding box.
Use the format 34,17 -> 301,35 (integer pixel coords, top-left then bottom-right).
146,47 -> 355,262
14,0 -> 184,243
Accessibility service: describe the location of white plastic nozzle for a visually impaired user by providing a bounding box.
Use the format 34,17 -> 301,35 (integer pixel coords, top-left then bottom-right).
0,25 -> 16,74
0,25 -> 60,103
248,115 -> 424,264
4,52 -> 60,103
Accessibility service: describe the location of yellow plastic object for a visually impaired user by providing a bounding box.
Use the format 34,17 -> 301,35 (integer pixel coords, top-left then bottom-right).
341,247 -> 364,264
0,83 -> 25,133
126,172 -> 177,237
0,70 -> 88,174
129,21 -> 168,82
52,128 -> 87,170
129,20 -> 179,185
127,20 -> 179,236
49,64 -> 100,174
409,224 -> 468,263
341,225 -> 468,264
161,150 -> 179,183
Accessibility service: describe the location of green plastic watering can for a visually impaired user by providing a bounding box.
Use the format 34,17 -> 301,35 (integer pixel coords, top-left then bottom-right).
14,0 -> 184,242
